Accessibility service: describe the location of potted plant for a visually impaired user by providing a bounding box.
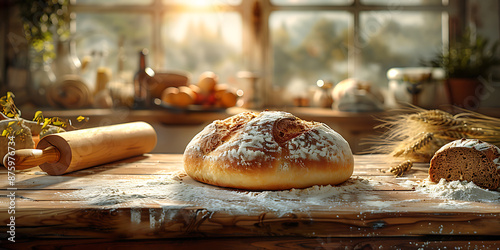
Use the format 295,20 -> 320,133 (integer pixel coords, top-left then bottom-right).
423,29 -> 500,109
18,0 -> 70,63
16,1 -> 75,107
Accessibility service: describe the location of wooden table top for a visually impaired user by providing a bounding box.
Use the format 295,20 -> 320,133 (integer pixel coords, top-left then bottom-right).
1,154 -> 499,249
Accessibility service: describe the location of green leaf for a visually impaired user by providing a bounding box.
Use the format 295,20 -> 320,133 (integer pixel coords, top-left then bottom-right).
41,118 -> 51,129
33,110 -> 44,124
51,117 -> 66,127
76,116 -> 86,122
52,121 -> 64,126
1,129 -> 9,137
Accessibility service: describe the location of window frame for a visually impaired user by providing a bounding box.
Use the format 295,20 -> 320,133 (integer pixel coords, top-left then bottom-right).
70,0 -> 461,106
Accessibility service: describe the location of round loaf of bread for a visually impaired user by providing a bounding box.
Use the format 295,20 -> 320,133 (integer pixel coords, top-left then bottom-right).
183,111 -> 354,190
429,138 -> 500,190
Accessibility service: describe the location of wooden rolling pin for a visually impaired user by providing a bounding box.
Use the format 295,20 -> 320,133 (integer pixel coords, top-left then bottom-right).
3,122 -> 157,175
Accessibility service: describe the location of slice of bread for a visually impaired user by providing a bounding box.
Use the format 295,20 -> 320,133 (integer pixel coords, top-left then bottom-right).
429,139 -> 500,190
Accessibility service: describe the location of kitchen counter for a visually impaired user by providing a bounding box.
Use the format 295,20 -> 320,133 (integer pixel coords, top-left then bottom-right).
1,154 -> 499,248
23,106 -> 500,154
21,107 -> 394,154
21,106 -> 392,126
21,107 -> 232,126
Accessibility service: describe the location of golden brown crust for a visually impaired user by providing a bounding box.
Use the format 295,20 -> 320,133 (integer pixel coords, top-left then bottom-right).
183,111 -> 354,190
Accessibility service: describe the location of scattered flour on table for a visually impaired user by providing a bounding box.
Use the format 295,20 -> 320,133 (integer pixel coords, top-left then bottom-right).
60,173 -> 381,216
399,178 -> 500,204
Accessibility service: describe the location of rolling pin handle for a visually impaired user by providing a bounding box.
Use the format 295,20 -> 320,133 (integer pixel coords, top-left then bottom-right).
2,146 -> 61,170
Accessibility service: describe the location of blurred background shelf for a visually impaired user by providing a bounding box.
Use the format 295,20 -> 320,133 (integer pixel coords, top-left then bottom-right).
20,107 -> 394,154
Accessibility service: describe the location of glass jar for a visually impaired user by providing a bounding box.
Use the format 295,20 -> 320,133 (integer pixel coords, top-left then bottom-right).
387,67 -> 446,108
312,80 -> 333,108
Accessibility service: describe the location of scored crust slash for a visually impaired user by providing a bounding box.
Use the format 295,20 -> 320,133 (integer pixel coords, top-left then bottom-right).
183,111 -> 354,190
273,117 -> 315,145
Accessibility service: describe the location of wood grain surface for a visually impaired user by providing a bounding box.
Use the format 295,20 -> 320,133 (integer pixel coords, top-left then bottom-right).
1,154 -> 499,248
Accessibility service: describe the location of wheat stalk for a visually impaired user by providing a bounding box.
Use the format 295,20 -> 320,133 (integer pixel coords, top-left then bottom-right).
366,106 -> 500,163
409,109 -> 461,127
390,160 -> 413,177
392,132 -> 434,158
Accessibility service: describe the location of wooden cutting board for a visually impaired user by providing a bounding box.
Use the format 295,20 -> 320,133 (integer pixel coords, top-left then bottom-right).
0,154 -> 499,248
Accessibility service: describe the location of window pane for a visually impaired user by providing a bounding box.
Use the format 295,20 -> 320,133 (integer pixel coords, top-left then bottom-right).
358,11 -> 444,86
161,12 -> 243,84
271,0 -> 352,5
361,0 -> 444,5
270,11 -> 351,89
163,0 -> 241,5
75,0 -> 152,5
75,13 -> 152,78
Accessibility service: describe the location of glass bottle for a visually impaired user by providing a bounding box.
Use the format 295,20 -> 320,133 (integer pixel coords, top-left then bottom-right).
29,60 -> 56,107
133,49 -> 154,108
80,50 -> 99,93
53,38 -> 81,78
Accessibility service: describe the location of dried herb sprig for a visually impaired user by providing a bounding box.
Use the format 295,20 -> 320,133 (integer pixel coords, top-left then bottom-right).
33,110 -> 88,136
0,92 -> 21,119
0,92 -> 88,138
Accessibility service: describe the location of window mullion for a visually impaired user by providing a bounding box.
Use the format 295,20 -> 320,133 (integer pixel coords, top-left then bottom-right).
351,0 -> 360,79
152,0 -> 162,69
260,0 -> 273,107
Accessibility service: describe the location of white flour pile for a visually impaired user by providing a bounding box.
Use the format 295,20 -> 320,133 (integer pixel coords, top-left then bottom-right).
60,172 -> 499,216
400,178 -> 500,203
60,173 -> 378,215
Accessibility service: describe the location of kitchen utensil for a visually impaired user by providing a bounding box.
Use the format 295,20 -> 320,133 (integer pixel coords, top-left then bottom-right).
3,122 -> 157,175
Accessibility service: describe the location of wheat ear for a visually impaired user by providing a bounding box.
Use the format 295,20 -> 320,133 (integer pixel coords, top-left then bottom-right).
392,132 -> 434,158
390,160 -> 413,177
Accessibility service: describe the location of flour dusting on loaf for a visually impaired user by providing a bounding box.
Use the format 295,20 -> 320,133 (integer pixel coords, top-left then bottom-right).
183,111 -> 354,190
429,138 -> 500,190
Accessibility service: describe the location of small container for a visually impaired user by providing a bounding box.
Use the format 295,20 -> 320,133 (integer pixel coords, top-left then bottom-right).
312,80 -> 333,108
237,71 -> 262,109
387,67 -> 446,108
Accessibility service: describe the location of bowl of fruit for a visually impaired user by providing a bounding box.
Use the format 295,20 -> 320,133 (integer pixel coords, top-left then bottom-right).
156,71 -> 240,113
